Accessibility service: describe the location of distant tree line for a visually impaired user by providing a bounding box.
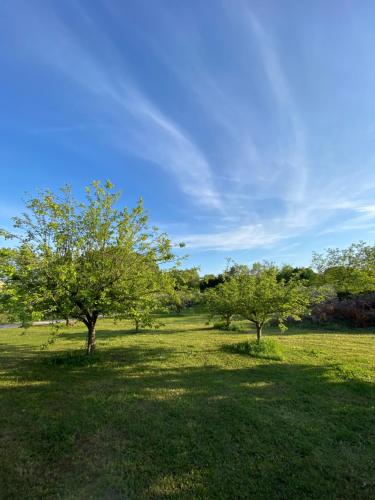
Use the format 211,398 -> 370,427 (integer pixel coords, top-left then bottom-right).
200,242 -> 375,330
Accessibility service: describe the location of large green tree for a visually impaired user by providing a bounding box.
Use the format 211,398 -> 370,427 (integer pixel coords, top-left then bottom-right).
1,181 -> 179,353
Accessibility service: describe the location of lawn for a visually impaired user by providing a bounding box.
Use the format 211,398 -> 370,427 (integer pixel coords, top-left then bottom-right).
0,312 -> 374,499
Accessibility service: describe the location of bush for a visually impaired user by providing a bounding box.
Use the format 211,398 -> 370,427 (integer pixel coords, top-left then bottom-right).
44,351 -> 102,367
213,321 -> 244,332
311,292 -> 375,328
224,338 -> 283,360
0,312 -> 9,324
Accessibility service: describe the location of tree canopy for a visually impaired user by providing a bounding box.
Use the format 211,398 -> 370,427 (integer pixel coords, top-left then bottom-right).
235,263 -> 325,341
0,181 -> 179,353
204,278 -> 240,328
313,241 -> 375,295
0,247 -> 43,327
167,268 -> 200,313
277,265 -> 317,285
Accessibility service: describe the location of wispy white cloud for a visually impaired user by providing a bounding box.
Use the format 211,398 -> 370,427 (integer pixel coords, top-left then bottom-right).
357,204 -> 375,216
319,204 -> 375,235
181,223 -> 284,251
2,1 -> 374,254
110,87 -> 223,210
2,1 -> 222,211
175,7 -> 375,251
161,7 -> 309,250
244,8 -> 309,204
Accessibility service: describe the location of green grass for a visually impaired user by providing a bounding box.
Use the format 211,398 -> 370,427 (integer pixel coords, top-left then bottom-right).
224,338 -> 283,360
0,312 -> 374,499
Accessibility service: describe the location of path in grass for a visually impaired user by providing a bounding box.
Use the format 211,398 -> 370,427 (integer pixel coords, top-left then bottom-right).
0,313 -> 374,499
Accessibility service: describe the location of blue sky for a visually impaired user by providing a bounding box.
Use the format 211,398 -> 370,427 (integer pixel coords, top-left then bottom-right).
0,0 -> 375,274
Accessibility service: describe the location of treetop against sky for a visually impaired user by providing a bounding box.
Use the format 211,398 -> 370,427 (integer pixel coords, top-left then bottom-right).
0,1 -> 374,273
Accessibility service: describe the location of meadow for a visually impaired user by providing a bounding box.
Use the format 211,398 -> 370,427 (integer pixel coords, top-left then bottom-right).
0,312 -> 374,499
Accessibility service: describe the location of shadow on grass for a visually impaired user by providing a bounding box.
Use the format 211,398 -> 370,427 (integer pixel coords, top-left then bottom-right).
0,343 -> 374,499
221,339 -> 283,361
57,324 -> 215,341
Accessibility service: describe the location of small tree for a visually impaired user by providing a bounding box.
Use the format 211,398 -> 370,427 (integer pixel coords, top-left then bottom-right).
1,181 -> 179,354
124,299 -> 161,332
204,278 -> 240,328
236,263 -> 322,342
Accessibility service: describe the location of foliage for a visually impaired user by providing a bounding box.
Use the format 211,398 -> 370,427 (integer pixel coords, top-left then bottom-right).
204,278 -> 240,328
123,296 -> 164,332
313,241 -> 375,294
40,322 -> 63,350
224,263 -> 251,279
170,268 -> 200,290
171,288 -> 200,313
224,338 -> 283,360
213,320 -> 244,331
0,247 -> 43,327
0,181 -> 179,353
236,263 -> 328,341
199,273 -> 224,291
0,312 -> 8,324
167,268 -> 200,313
311,292 -> 375,328
277,265 -> 317,285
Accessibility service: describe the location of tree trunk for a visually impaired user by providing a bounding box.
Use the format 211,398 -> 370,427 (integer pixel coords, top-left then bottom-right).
87,323 -> 96,354
225,315 -> 231,329
83,312 -> 98,355
135,319 -> 139,332
256,323 -> 262,343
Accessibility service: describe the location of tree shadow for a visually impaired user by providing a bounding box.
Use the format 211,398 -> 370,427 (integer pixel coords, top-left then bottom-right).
57,324 -> 215,341
0,343 -> 374,499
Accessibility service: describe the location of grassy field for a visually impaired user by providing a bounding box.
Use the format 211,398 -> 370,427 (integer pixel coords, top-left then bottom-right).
0,313 -> 374,499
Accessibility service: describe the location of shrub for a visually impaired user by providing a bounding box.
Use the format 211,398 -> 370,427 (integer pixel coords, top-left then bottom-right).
44,351 -> 102,367
213,321 -> 244,331
224,338 -> 283,360
311,292 -> 375,328
0,312 -> 9,324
